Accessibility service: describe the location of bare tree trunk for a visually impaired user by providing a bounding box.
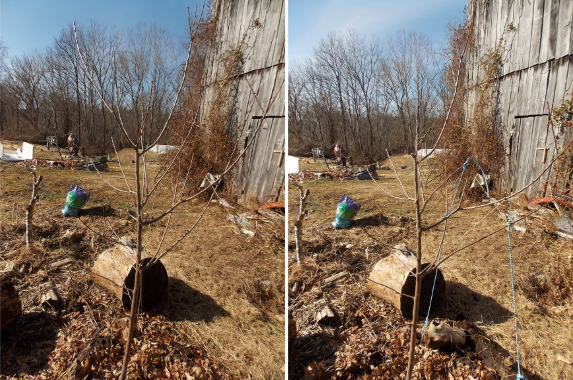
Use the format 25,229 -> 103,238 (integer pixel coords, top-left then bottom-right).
25,169 -> 42,247
293,184 -> 310,263
120,150 -> 143,380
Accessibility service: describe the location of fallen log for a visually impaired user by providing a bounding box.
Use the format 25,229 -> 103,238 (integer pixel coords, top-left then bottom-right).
1,274 -> 22,333
367,244 -> 446,319
91,241 -> 168,311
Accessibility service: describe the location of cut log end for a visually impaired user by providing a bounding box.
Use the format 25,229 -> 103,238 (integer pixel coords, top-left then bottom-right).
400,263 -> 446,319
91,244 -> 168,311
122,258 -> 168,310
367,245 -> 446,319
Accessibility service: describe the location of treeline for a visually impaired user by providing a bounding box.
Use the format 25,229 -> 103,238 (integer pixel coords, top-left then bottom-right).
0,22 -> 183,153
288,29 -> 446,161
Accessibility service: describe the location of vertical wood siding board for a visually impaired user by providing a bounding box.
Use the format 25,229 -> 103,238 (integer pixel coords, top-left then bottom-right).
522,0 -> 535,69
556,0 -> 572,59
535,117 -> 547,192
515,0 -> 526,70
508,71 -> 521,121
533,64 -> 546,114
560,56 -> 571,111
248,118 -> 278,202
260,125 -> 276,200
506,0 -> 517,74
566,55 -> 573,98
529,65 -> 540,115
261,120 -> 283,200
539,0 -> 552,61
242,0 -> 257,73
258,2 -> 275,70
553,61 -> 569,108
533,115 -> 549,187
530,0 -> 544,66
239,126 -> 260,200
511,119 -> 521,192
528,118 -> 540,188
520,119 -> 529,193
519,119 -> 529,192
501,1 -> 511,75
545,59 -> 558,111
507,73 -> 518,123
499,73 -> 507,125
500,0 -> 511,75
548,0 -> 559,59
570,9 -> 573,64
514,69 -> 525,119
484,0 -> 492,57
524,67 -> 535,115
515,67 -> 527,117
255,0 -> 270,71
257,120 -> 278,201
493,0 -> 500,54
526,120 -> 536,193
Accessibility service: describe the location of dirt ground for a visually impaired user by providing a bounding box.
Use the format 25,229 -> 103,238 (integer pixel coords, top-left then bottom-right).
0,141 -> 285,379
288,155 -> 573,380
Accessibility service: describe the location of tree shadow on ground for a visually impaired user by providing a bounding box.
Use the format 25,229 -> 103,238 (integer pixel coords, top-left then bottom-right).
0,311 -> 60,377
160,277 -> 229,323
79,204 -> 118,217
288,332 -> 342,380
439,280 -> 511,324
356,213 -> 413,228
438,281 -> 544,380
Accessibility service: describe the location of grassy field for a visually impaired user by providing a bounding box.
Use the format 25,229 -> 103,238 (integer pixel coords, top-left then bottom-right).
288,155 -> 573,380
0,140 -> 285,379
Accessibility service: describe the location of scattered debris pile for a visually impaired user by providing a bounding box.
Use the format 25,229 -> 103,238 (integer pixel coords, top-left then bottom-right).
227,203 -> 285,240
15,157 -> 111,171
288,169 -> 354,182
500,189 -> 573,239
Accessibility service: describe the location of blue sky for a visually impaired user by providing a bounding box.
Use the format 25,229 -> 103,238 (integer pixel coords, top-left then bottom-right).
0,0 -> 204,58
288,0 -> 467,63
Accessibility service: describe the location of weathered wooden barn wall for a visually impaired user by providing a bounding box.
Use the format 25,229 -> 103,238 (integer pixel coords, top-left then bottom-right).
200,0 -> 285,204
466,0 -> 573,196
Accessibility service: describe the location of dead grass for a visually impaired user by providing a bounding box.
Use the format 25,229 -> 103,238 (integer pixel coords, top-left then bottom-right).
288,155 -> 573,379
0,141 -> 285,379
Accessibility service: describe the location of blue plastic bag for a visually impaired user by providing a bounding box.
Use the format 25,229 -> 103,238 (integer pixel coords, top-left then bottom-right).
61,184 -> 90,217
332,195 -> 361,228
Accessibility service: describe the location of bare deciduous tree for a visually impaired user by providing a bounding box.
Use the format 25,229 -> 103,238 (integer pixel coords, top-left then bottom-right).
72,5 -> 283,377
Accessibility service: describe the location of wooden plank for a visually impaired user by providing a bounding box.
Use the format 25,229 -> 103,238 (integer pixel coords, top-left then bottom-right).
566,55 -> 573,98
544,59 -> 559,108
519,0 -> 534,69
548,0 -> 559,60
552,59 -> 569,107
539,0 -> 553,62
517,67 -> 534,117
555,0 -> 573,59
506,0 -> 519,74
529,0 -> 545,66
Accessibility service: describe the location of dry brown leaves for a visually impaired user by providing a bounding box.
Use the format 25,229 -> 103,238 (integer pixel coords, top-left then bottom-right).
288,235 -> 498,380
0,210 -> 237,380
49,313 -> 232,380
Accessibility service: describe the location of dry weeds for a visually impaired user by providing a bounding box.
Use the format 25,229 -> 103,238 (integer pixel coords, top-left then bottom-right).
288,155 -> 573,380
0,141 -> 285,379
